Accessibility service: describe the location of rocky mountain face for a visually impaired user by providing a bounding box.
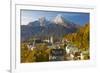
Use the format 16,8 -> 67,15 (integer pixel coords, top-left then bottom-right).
21,14 -> 80,41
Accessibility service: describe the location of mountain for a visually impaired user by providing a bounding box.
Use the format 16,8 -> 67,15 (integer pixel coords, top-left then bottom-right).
52,14 -> 65,25
52,14 -> 79,28
21,14 -> 80,41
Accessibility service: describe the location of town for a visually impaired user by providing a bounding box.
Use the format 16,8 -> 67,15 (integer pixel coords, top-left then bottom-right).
21,36 -> 89,62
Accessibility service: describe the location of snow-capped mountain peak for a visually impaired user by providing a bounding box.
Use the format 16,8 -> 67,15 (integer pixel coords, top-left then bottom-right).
52,14 -> 65,24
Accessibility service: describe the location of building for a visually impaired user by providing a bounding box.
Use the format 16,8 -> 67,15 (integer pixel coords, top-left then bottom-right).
27,40 -> 36,51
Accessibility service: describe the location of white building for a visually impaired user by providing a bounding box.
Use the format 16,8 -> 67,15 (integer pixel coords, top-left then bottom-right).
27,41 -> 36,51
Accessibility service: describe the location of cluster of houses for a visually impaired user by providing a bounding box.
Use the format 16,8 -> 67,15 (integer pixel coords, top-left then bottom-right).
48,44 -> 85,61
65,44 -> 84,60
27,36 -> 54,51
26,36 -> 87,61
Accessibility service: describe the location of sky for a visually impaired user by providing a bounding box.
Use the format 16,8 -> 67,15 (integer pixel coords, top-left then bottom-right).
21,10 -> 89,25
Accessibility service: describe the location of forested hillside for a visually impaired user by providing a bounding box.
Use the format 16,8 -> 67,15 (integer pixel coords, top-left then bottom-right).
63,23 -> 89,51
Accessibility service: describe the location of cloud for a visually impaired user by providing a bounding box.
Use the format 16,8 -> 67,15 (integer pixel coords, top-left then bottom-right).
21,16 -> 35,25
